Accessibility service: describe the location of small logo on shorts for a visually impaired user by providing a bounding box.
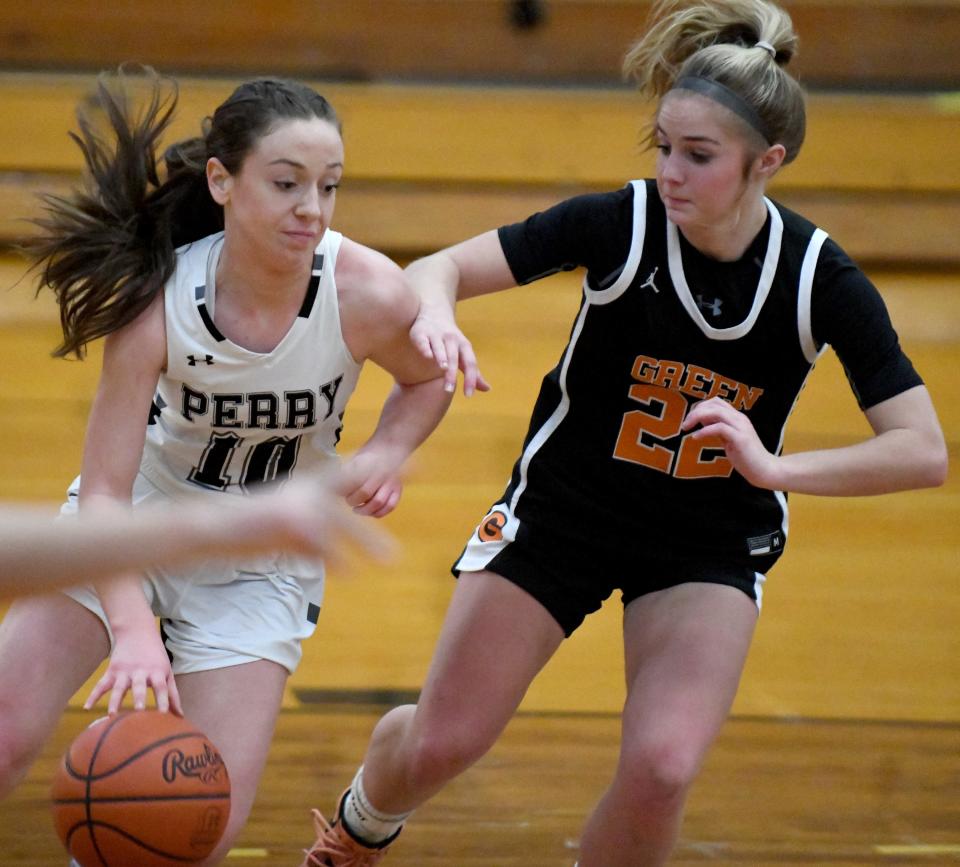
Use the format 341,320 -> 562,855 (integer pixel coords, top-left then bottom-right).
747,530 -> 784,556
478,510 -> 507,542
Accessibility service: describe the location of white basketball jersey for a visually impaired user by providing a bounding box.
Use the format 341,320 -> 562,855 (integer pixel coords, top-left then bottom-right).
141,230 -> 362,500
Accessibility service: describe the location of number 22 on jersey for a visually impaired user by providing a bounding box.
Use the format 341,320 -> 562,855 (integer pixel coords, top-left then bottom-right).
613,383 -> 733,480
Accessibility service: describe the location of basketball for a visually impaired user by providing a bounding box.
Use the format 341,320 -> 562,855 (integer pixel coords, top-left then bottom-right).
51,710 -> 231,867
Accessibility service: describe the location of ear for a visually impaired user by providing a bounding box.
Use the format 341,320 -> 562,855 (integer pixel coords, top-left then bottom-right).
206,157 -> 233,205
755,143 -> 787,180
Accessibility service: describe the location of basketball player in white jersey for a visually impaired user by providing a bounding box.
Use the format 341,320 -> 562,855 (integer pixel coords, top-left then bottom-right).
0,69 -> 456,864
299,2 -> 947,865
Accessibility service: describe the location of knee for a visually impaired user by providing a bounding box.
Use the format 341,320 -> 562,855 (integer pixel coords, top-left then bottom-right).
617,738 -> 702,809
402,719 -> 494,790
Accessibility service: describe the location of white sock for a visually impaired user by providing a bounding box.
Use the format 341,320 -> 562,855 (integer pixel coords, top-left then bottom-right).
341,766 -> 411,845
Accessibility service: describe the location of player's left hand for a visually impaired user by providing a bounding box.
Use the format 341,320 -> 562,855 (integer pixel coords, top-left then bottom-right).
682,396 -> 781,489
338,449 -> 405,518
410,309 -> 491,397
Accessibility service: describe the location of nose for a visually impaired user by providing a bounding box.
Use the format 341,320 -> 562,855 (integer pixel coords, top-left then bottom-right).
295,186 -> 322,219
658,150 -> 683,187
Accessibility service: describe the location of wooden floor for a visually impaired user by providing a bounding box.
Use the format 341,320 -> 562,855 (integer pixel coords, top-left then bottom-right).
1,251 -> 959,863
4,709 -> 960,865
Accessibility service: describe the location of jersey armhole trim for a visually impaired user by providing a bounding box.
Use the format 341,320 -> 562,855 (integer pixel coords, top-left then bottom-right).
583,180 -> 647,305
798,228 -> 829,364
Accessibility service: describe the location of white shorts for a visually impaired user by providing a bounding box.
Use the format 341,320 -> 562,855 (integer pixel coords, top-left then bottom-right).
59,473 -> 326,675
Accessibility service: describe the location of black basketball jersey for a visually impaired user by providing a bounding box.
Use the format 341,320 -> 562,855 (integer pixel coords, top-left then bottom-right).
492,180 -> 922,560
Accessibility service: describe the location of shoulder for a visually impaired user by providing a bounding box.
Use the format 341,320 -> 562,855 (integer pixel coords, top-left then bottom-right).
501,184 -> 636,237
102,289 -> 167,378
335,237 -> 418,359
173,232 -> 223,270
335,235 -> 402,283
336,237 -> 411,311
497,184 -> 640,283
768,197 -> 821,244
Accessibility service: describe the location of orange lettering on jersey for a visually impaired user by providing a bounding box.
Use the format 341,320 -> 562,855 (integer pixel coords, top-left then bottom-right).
617,355 -> 763,480
678,364 -> 714,400
732,384 -> 764,411
630,355 -> 659,385
651,360 -> 685,390
705,374 -> 739,402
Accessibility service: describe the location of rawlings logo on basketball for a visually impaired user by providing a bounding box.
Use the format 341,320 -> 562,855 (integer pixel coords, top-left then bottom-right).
162,742 -> 226,785
478,510 -> 507,542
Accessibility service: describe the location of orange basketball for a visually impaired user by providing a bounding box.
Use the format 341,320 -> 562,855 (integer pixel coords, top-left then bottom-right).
51,710 -> 231,867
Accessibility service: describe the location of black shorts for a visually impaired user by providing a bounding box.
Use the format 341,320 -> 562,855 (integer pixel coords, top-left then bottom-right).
453,504 -> 781,637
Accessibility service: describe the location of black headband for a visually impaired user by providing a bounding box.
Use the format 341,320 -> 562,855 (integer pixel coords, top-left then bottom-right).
671,75 -> 773,144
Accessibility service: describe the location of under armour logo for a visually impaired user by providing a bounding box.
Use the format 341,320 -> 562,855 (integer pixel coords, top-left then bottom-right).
187,354 -> 215,366
640,267 -> 660,293
696,294 -> 723,317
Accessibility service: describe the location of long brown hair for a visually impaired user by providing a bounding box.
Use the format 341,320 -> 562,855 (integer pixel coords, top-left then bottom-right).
29,67 -> 340,358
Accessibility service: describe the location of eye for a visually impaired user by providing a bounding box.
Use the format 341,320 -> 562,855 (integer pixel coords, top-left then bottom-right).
655,143 -> 670,155
322,182 -> 340,194
274,180 -> 297,191
689,151 -> 712,165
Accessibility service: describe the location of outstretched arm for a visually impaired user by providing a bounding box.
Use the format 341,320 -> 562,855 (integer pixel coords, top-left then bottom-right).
406,229 -> 516,395
682,385 -> 947,495
0,475 -> 392,598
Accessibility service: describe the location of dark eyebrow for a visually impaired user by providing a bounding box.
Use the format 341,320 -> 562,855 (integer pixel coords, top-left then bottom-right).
267,158 -> 344,170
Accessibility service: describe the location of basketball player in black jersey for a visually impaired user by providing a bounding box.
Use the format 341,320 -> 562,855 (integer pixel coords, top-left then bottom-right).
300,1 -> 947,865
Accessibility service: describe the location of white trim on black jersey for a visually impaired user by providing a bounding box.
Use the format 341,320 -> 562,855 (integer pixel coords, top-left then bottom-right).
666,197 -> 784,341
798,228 -> 830,364
583,180 -> 648,306
507,301 -> 592,515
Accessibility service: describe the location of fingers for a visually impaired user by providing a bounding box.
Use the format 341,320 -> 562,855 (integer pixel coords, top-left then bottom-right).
687,421 -> 733,442
410,318 -> 490,397
366,487 -> 402,519
412,330 -> 436,361
473,371 -> 492,394
83,668 -> 181,715
439,334 -> 459,393
681,396 -> 737,431
83,673 -> 113,712
166,674 -> 184,716
349,483 -> 402,518
454,338 -> 483,397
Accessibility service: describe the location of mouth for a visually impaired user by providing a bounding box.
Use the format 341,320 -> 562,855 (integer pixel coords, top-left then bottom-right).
283,229 -> 320,244
661,194 -> 689,209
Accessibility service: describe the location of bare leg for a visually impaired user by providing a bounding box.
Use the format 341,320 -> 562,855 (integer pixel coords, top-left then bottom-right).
578,583 -> 758,867
360,571 -> 565,814
175,659 -> 288,866
0,595 -> 110,797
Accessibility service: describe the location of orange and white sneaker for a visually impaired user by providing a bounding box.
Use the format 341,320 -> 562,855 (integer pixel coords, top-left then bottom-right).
300,792 -> 399,867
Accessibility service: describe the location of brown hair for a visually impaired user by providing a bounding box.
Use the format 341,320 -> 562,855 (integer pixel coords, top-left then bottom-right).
623,0 -> 805,162
29,67 -> 340,358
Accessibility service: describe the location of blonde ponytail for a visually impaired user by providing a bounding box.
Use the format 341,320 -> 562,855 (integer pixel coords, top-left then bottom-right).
623,0 -> 805,162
